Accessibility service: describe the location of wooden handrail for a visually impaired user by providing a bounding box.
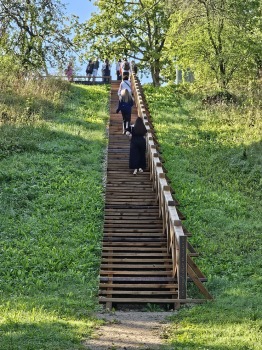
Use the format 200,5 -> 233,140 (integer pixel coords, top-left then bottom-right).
131,74 -> 187,299
41,75 -> 112,82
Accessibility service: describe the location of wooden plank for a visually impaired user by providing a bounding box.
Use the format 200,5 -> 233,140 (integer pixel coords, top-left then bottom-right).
104,214 -> 159,218
103,228 -> 163,232
187,255 -> 206,278
99,283 -> 178,288
100,271 -> 173,275
101,258 -> 172,263
102,253 -> 171,257
104,220 -> 162,225
103,238 -> 166,243
99,290 -> 177,295
102,247 -> 167,251
100,276 -> 176,282
187,265 -> 213,300
99,297 -> 206,303
178,235 -> 187,299
100,264 -> 173,269
103,241 -> 167,246
104,209 -> 159,214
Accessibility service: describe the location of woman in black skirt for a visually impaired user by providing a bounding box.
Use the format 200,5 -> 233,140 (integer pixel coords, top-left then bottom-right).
126,117 -> 147,175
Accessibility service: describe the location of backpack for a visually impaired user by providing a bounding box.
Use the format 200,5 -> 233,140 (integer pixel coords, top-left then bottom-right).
123,61 -> 130,70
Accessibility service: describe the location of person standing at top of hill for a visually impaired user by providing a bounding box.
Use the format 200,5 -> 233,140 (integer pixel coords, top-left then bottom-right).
118,75 -> 133,99
102,58 -> 111,83
131,60 -> 138,74
116,59 -> 122,80
86,59 -> 94,82
92,58 -> 99,82
65,62 -> 73,82
121,58 -> 131,79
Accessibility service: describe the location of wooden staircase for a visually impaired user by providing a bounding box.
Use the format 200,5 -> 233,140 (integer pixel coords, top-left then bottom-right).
99,80 -> 212,309
99,80 -> 211,309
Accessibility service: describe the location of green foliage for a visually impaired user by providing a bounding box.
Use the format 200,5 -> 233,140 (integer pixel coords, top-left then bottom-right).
0,65 -> 70,126
166,0 -> 262,89
0,80 -> 109,349
0,0 -> 75,72
144,83 -> 262,349
75,0 -> 174,86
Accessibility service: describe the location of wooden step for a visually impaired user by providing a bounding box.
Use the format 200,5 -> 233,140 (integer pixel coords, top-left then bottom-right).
102,252 -> 171,257
99,297 -> 206,304
99,283 -> 177,289
101,264 -> 173,269
99,290 -> 177,295
101,258 -> 172,263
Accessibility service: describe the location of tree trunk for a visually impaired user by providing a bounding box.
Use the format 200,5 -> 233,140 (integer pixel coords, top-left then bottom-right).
150,60 -> 161,87
218,59 -> 228,90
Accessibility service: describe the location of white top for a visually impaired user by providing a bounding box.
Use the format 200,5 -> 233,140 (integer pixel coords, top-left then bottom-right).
116,62 -> 121,71
118,80 -> 132,97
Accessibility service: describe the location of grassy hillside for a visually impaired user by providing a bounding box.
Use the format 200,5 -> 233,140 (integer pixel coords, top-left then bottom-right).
0,74 -> 261,349
0,78 -> 109,349
144,83 -> 262,350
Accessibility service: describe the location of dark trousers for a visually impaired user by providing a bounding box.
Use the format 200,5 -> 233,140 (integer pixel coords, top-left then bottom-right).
117,70 -> 121,80
103,70 -> 110,82
121,110 -> 131,129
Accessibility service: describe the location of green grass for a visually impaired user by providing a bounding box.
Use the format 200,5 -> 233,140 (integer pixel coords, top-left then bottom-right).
1,74 -> 261,349
144,83 -> 262,350
0,81 -> 109,349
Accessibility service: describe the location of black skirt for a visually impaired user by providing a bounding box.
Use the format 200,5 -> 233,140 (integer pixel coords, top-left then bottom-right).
129,136 -> 146,169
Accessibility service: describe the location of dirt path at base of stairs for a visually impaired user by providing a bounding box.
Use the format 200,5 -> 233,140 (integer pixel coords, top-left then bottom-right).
84,311 -> 175,350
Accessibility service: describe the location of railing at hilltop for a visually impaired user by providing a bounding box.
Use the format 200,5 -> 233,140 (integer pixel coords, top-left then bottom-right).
131,74 -> 187,300
41,75 -> 112,84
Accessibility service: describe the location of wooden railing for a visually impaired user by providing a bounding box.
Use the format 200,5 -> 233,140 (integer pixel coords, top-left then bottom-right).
42,75 -> 112,83
131,74 -> 187,299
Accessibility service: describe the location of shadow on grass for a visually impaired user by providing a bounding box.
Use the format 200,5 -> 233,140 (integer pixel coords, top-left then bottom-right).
0,318 -> 94,350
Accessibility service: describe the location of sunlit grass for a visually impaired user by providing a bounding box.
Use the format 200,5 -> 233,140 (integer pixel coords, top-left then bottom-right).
0,302 -> 100,350
0,80 -> 109,349
144,83 -> 262,350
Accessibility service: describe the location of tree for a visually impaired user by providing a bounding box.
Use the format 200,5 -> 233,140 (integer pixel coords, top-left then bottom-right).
0,0 -> 75,73
166,0 -> 262,90
75,0 -> 174,86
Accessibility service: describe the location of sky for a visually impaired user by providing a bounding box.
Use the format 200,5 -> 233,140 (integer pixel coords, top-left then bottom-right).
62,0 -> 96,22
60,1 -> 97,75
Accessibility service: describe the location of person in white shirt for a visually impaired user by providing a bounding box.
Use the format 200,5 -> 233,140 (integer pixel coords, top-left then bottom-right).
118,75 -> 132,99
102,58 -> 111,83
92,58 -> 99,82
116,59 -> 122,80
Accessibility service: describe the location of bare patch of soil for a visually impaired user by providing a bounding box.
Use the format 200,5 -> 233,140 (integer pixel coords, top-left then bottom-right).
84,311 -> 175,350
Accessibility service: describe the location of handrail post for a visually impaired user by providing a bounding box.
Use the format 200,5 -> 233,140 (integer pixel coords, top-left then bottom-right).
178,235 -> 187,299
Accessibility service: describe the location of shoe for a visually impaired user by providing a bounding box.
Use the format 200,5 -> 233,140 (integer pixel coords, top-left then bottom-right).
133,169 -> 137,175
138,168 -> 143,172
